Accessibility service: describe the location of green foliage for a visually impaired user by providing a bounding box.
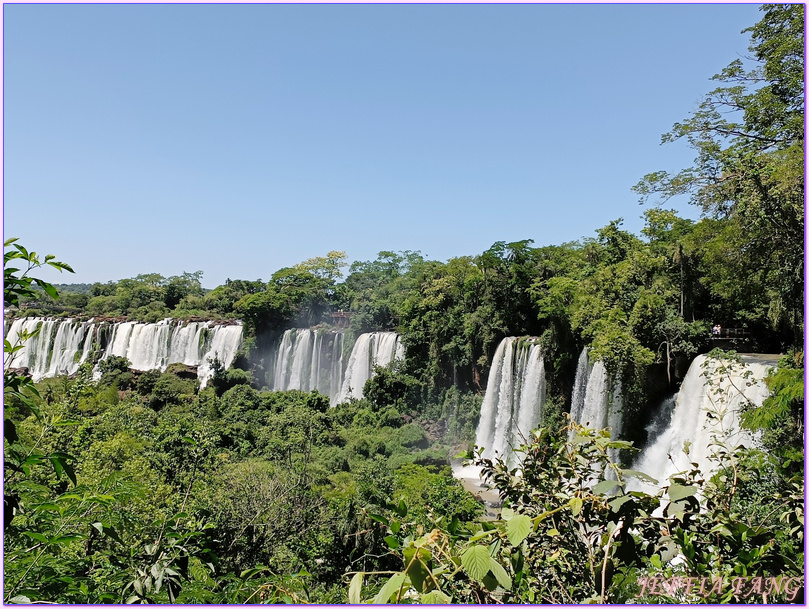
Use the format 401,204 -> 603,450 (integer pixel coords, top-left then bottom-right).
741,351 -> 804,476
145,373 -> 198,412
351,419 -> 803,604
393,464 -> 482,524
363,365 -> 419,413
4,238 -> 74,309
208,357 -> 252,397
97,356 -> 135,390
634,4 -> 804,347
3,9 -> 803,602
4,239 -> 76,536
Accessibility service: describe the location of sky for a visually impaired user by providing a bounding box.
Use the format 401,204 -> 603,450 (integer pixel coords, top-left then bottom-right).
3,2 -> 764,288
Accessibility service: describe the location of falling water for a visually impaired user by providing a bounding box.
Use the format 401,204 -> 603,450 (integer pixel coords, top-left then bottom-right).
336,332 -> 404,404
631,353 -> 773,490
569,348 -> 623,473
474,337 -> 546,465
4,317 -> 243,386
270,328 -> 344,401
570,348 -> 622,436
643,393 -> 677,448
569,348 -> 591,425
4,318 -> 96,380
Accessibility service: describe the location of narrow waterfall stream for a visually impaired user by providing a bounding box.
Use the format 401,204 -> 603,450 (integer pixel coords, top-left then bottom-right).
474,337 -> 546,465
569,347 -> 623,443
454,336 -> 546,511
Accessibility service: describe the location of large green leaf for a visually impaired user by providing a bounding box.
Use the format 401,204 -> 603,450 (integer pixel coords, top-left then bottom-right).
403,546 -> 432,593
371,573 -> 407,604
505,514 -> 532,546
592,479 -> 620,495
5,419 -> 18,443
8,596 -> 32,604
608,495 -> 633,512
620,469 -> 658,485
488,556 -> 512,590
461,545 -> 491,582
421,589 -> 450,604
668,483 -> 697,502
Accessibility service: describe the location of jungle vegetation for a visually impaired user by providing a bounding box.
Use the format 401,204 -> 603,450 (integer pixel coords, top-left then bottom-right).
4,5 -> 804,604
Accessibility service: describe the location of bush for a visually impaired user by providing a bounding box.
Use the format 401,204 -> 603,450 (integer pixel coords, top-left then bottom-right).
98,356 -> 134,390
146,373 -> 198,411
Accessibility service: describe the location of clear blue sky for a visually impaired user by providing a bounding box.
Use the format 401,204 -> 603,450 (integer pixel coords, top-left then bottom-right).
3,3 -> 762,288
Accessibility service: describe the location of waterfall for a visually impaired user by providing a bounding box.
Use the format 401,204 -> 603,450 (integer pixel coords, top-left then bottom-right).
196,324 -> 245,386
570,348 -> 622,436
643,393 -> 677,448
569,348 -> 623,474
5,318 -> 96,380
336,331 -> 404,404
4,317 -> 243,386
569,348 -> 591,425
631,354 -> 772,490
474,337 -> 546,465
269,328 -> 344,401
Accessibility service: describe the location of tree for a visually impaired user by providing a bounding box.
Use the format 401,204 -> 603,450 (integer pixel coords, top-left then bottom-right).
293,251 -> 348,282
634,4 -> 804,347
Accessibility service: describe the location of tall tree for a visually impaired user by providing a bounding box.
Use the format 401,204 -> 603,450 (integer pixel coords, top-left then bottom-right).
634,4 -> 804,346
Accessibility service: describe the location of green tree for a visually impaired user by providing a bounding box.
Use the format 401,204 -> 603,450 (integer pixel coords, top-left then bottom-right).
634,4 -> 804,347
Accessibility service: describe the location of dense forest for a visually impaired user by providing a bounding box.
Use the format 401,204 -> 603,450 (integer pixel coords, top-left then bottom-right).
4,5 -> 804,604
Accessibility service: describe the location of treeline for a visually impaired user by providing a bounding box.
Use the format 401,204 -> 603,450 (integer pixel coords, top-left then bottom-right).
22,202 -> 803,431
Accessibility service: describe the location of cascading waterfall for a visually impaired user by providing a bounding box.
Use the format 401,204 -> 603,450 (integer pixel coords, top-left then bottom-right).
643,393 -> 677,449
4,317 -> 97,380
569,347 -> 623,476
337,332 -> 404,404
570,348 -> 623,437
270,328 -> 344,401
4,317 -> 243,386
474,337 -> 546,465
569,348 -> 591,425
631,354 -> 772,490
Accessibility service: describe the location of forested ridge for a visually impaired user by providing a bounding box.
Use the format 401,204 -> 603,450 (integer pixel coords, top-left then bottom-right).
4,5 -> 804,604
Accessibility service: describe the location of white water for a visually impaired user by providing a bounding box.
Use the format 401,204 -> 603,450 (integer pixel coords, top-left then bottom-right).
4,317 -> 243,386
569,348 -> 591,425
4,318 -> 96,380
631,354 -> 772,490
570,348 -> 623,436
474,337 -> 546,466
270,328 -> 344,402
336,331 -> 404,403
569,348 -> 623,472
570,348 -> 623,438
